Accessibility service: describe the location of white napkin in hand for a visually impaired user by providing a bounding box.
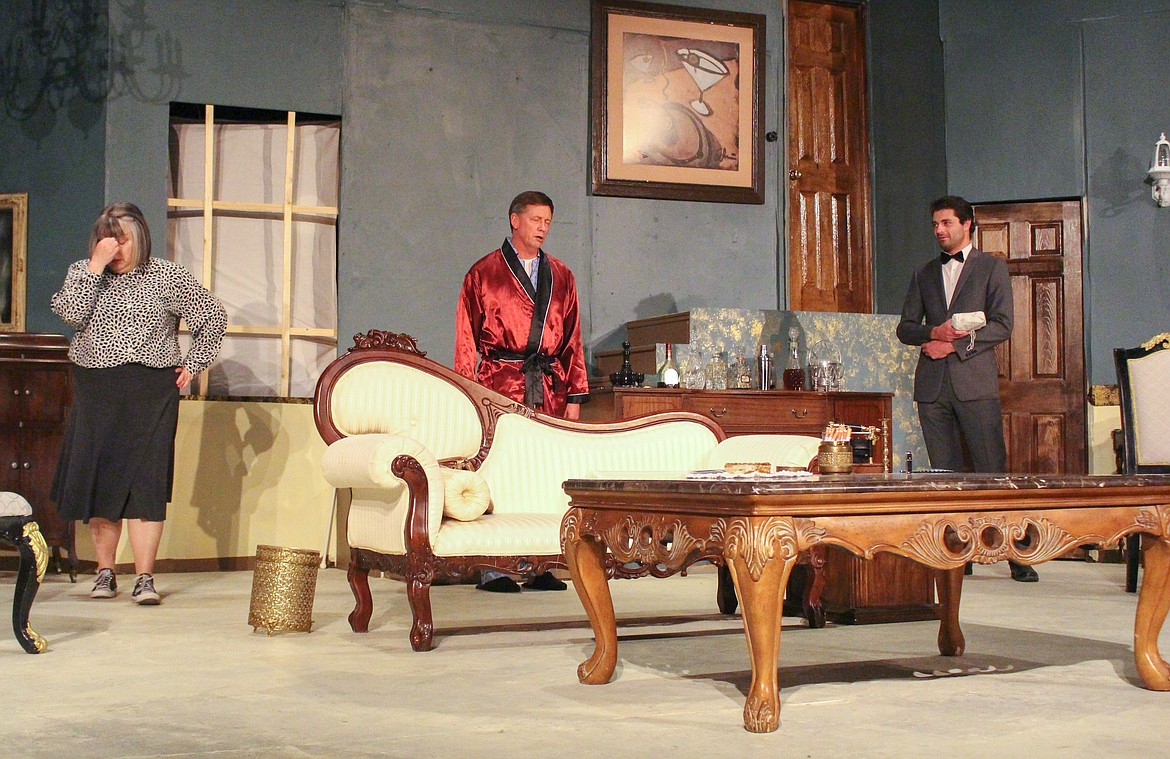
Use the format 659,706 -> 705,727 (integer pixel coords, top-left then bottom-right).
951,311 -> 986,331
951,311 -> 986,352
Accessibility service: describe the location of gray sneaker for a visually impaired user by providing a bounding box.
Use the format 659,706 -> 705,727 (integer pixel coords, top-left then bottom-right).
131,573 -> 161,605
90,568 -> 117,599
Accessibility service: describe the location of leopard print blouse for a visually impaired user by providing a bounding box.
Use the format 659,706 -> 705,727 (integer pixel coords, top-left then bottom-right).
51,258 -> 227,375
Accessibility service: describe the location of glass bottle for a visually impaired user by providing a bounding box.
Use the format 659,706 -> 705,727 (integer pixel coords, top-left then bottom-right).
657,343 -> 680,388
704,349 -> 728,390
731,354 -> 752,388
680,349 -> 705,389
782,329 -> 805,391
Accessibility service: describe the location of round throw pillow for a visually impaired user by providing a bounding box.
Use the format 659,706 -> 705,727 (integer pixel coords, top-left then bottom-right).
439,467 -> 492,521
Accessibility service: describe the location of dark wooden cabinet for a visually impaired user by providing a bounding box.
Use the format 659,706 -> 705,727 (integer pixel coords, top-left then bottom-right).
613,387 -> 893,471
0,334 -> 75,577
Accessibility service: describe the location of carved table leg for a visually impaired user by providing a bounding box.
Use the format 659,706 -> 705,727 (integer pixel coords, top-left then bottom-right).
935,566 -> 965,657
1134,535 -> 1170,690
725,523 -> 798,734
566,530 -> 618,685
3,518 -> 47,654
346,561 -> 373,634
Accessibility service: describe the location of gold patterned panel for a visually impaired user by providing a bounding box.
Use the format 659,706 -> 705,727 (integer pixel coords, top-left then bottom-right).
1032,278 -> 1062,377
1031,222 -> 1062,255
1088,384 -> 1120,406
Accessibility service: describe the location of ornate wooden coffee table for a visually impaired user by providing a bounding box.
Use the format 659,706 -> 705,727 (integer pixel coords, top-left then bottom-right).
560,472 -> 1170,733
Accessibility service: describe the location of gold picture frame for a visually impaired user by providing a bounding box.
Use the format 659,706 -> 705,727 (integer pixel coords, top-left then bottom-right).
0,193 -> 27,333
590,0 -> 765,204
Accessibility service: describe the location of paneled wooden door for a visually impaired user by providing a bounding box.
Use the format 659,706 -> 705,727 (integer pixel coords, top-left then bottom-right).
974,200 -> 1087,474
787,0 -> 872,313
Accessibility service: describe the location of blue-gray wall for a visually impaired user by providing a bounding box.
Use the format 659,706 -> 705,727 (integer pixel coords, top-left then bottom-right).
1,1 -> 109,333
938,0 -> 1170,382
868,0 -> 948,313
17,0 -> 1165,389
1,0 -> 344,333
339,0 -> 787,365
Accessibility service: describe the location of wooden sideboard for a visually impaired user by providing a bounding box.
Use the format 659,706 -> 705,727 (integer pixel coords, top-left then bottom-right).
0,334 -> 75,579
611,387 -> 937,624
613,387 -> 893,471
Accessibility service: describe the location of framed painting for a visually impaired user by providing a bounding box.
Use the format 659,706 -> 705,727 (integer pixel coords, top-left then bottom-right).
590,0 -> 765,204
0,193 -> 27,333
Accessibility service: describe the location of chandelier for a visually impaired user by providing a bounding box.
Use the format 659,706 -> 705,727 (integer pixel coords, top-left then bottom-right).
1,0 -> 185,122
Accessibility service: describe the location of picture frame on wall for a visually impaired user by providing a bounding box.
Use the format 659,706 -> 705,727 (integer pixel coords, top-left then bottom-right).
589,0 -> 766,204
0,193 -> 27,333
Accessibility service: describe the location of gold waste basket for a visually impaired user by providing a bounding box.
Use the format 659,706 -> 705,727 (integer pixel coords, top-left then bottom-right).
248,544 -> 321,634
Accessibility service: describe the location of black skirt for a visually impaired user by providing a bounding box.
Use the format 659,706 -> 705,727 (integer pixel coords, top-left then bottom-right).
52,364 -> 180,523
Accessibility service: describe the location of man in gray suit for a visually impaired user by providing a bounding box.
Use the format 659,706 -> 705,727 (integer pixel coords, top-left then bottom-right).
897,195 -> 1038,582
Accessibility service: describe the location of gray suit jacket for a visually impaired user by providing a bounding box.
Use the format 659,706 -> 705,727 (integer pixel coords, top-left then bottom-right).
896,248 -> 1013,403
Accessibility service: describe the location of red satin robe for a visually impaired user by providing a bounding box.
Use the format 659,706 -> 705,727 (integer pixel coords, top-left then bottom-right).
454,243 -> 589,417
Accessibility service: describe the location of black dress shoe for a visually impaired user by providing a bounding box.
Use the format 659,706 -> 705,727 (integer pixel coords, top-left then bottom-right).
1009,562 -> 1039,583
522,571 -> 567,591
476,576 -> 522,593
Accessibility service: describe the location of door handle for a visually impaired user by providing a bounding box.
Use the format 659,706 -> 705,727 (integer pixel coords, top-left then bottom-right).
789,169 -> 802,181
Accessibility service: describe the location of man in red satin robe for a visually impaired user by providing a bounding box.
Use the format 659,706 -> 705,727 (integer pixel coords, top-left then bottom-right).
454,191 -> 588,593
455,190 -> 589,420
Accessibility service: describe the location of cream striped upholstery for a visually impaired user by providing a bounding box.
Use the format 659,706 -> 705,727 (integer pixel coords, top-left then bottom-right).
330,362 -> 482,460
433,513 -> 562,556
322,434 -> 443,554
1129,349 -> 1170,465
322,357 -> 818,562
477,414 -> 719,515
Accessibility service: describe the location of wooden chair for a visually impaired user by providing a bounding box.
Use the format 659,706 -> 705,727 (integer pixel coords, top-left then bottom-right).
1114,333 -> 1170,592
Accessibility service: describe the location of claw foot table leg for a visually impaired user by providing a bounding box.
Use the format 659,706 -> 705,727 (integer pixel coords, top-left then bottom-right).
566,532 -> 617,684
1135,536 -> 1170,690
727,545 -> 796,733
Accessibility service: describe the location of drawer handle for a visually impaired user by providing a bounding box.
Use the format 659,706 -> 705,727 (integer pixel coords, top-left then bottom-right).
791,408 -> 809,419
708,407 -> 728,418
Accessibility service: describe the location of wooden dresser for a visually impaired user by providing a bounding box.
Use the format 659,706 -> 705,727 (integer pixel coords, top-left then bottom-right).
611,386 -> 937,624
0,334 -> 75,578
613,387 -> 893,470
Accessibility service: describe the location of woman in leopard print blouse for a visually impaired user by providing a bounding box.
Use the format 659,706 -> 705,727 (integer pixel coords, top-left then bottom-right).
50,202 -> 226,605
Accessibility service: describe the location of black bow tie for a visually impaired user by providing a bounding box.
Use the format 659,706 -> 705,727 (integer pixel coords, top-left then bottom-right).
940,250 -> 965,264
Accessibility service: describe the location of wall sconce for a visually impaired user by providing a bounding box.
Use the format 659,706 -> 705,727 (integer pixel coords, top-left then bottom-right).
1150,133 -> 1170,208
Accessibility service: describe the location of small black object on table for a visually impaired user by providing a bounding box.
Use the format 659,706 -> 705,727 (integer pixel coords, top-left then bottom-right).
609,341 -> 644,387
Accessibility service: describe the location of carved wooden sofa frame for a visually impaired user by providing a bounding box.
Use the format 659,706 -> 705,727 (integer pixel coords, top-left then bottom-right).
314,330 -> 830,651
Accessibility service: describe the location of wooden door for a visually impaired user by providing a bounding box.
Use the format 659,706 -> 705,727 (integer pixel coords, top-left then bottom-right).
974,200 -> 1086,474
787,0 -> 873,313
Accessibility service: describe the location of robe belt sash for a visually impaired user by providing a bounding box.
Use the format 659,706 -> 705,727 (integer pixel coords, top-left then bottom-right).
486,348 -> 557,408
